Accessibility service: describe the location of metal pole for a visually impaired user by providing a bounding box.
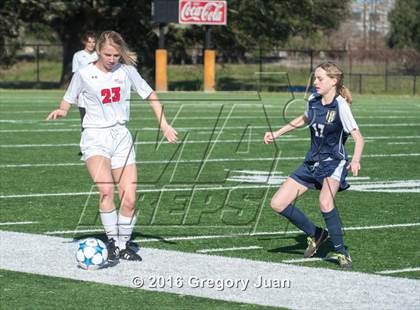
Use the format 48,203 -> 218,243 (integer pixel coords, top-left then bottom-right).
414,75 -> 417,96
359,73 -> 362,94
259,47 -> 262,92
205,27 -> 212,49
36,45 -> 40,83
309,49 -> 313,73
159,23 -> 165,49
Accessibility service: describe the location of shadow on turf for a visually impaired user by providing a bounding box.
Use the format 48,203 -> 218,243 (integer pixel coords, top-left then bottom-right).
72,232 -> 177,245
266,234 -> 335,257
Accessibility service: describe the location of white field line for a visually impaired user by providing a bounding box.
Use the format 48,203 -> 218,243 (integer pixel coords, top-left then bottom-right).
387,142 -> 416,145
0,184 -> 277,199
1,231 -> 419,309
1,153 -> 419,169
197,246 -> 263,253
2,108 -> 416,116
376,268 -> 420,275
1,114 -> 420,124
0,130 -> 419,147
0,157 -> 285,168
2,108 -> 419,119
2,177 -> 420,200
225,172 -> 420,192
44,228 -> 105,235
0,221 -> 38,226
2,118 -> 420,134
282,257 -> 326,263
44,222 -> 420,238
226,170 -> 369,181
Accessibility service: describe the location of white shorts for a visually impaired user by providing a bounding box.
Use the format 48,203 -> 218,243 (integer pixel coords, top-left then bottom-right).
80,125 -> 136,169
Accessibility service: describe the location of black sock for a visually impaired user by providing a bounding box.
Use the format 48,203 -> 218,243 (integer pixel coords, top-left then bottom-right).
280,204 -> 317,236
322,208 -> 347,255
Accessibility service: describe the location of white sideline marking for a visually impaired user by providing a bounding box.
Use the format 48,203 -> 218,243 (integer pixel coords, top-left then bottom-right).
377,268 -> 420,275
44,222 -> 420,238
197,246 -> 262,253
1,153 -> 419,169
1,231 -> 419,309
0,221 -> 38,226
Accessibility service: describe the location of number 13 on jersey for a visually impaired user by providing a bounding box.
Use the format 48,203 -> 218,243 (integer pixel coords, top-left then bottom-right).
101,87 -> 121,104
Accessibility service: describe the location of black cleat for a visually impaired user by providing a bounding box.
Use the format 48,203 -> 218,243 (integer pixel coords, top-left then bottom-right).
304,228 -> 329,258
120,244 -> 142,261
107,238 -> 120,263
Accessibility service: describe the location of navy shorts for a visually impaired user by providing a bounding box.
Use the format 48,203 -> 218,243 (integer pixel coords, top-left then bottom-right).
290,159 -> 350,191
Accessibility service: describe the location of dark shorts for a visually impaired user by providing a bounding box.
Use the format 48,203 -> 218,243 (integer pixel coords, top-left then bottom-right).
290,159 -> 350,191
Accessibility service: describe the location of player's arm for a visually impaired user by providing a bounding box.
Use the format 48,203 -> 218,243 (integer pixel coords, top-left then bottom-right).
46,99 -> 72,120
347,129 -> 364,176
263,114 -> 307,144
46,71 -> 82,120
147,91 -> 178,143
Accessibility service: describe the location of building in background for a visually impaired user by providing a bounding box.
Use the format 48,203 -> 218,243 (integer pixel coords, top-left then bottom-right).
328,0 -> 395,49
350,0 -> 396,49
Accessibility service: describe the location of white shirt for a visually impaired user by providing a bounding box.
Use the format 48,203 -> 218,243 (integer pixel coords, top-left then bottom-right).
64,63 -> 153,128
72,50 -> 98,73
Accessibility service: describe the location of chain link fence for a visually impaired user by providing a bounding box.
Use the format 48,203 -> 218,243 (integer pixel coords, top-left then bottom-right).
1,44 -> 419,94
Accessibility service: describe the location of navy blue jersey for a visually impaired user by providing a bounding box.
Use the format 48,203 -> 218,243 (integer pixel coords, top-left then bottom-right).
304,94 -> 358,163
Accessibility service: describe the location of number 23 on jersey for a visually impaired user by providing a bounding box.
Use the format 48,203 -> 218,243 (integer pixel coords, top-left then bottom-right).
101,87 -> 121,104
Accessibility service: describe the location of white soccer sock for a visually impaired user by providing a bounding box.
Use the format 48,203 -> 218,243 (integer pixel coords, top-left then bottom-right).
118,213 -> 137,250
100,209 -> 118,242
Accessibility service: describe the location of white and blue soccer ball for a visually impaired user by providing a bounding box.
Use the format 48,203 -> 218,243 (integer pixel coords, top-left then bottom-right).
76,238 -> 108,270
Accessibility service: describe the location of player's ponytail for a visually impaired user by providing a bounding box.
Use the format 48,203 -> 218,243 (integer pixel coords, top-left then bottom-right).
316,62 -> 352,105
338,85 -> 352,105
97,30 -> 137,66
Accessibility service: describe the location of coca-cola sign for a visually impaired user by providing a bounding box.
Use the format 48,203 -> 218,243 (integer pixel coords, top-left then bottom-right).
179,0 -> 227,25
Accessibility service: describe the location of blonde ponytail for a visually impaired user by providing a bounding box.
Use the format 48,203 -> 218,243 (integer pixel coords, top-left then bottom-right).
339,85 -> 352,105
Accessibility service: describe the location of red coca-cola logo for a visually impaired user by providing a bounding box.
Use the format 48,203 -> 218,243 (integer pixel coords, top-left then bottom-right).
179,0 -> 227,25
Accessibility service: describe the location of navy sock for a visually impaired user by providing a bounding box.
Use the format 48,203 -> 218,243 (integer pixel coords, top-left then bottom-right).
280,204 -> 317,237
322,208 -> 347,255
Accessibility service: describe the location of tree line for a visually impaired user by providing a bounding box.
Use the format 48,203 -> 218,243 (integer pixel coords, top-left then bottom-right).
0,0 -> 418,85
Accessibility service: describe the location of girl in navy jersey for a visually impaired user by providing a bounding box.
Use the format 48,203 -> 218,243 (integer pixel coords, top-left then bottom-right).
263,62 -> 364,268
47,31 -> 178,263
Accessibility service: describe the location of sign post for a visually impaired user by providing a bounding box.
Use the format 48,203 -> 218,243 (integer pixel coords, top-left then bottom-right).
153,0 -> 227,92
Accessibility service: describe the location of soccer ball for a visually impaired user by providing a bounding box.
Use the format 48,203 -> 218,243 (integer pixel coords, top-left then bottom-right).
76,238 -> 108,270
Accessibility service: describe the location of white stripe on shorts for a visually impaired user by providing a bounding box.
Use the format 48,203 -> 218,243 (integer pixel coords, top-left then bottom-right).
331,160 -> 347,181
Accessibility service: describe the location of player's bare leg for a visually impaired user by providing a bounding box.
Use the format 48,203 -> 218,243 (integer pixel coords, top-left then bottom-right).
272,178 -> 327,257
86,156 -> 115,212
270,177 -> 308,212
86,156 -> 119,262
112,163 -> 141,261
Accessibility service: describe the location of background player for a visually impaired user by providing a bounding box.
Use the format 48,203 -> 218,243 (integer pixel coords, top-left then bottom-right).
263,62 -> 364,268
72,31 -> 98,129
47,30 -> 178,263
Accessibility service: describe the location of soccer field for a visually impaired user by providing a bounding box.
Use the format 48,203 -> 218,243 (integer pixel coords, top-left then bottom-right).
0,90 -> 419,309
